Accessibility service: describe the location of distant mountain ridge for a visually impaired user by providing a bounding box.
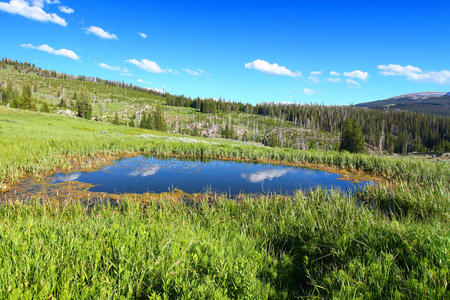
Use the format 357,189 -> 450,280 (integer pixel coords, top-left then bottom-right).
389,92 -> 447,99
355,92 -> 450,116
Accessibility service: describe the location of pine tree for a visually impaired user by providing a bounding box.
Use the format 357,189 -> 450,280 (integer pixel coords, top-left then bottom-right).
340,118 -> 365,153
76,93 -> 92,120
41,102 -> 50,113
112,112 -> 120,125
20,84 -> 35,110
139,112 -> 153,129
152,104 -> 166,131
221,120 -> 236,139
128,114 -> 136,127
4,79 -> 13,105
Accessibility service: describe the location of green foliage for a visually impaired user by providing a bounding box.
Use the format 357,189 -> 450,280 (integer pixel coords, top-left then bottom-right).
221,122 -> 235,139
139,112 -> 153,129
153,104 -> 166,131
200,99 -> 216,113
340,118 -> 365,153
128,114 -> 136,127
139,105 -> 166,131
19,84 -> 36,110
76,92 -> 92,120
3,79 -> 14,105
267,133 -> 279,147
112,112 -> 120,125
40,102 -> 50,113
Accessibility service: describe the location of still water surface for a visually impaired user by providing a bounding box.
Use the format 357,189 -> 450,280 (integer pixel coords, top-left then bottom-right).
49,156 -> 374,196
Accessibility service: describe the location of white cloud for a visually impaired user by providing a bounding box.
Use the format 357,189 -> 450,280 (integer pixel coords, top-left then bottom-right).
343,70 -> 369,81
330,71 -> 341,76
242,169 -> 289,183
144,87 -> 164,93
310,71 -> 322,75
137,32 -> 147,39
98,62 -> 118,71
21,43 -> 79,60
245,59 -> 301,77
302,88 -> 316,95
137,78 -> 152,85
346,78 -> 361,87
328,77 -> 342,83
277,100 -> 296,105
0,0 -> 66,26
33,0 -> 59,8
308,75 -> 320,83
126,58 -> 174,74
84,25 -> 118,40
378,64 -> 450,85
183,68 -> 208,76
378,64 -> 421,77
58,5 -> 73,14
98,62 -> 128,72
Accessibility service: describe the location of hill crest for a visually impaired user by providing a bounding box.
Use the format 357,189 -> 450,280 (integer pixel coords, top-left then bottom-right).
356,92 -> 450,116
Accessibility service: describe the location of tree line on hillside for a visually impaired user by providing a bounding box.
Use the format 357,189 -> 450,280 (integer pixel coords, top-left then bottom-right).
0,78 -> 93,120
0,58 -> 161,96
1,58 -> 448,154
0,79 -> 167,130
163,94 -> 450,154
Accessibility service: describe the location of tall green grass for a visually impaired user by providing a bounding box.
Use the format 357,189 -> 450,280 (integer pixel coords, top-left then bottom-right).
0,191 -> 448,299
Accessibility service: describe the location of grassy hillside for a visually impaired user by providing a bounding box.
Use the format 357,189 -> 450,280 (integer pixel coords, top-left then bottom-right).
0,65 -> 339,151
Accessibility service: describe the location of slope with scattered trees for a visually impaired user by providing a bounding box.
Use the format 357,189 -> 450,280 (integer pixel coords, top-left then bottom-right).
1,58 -> 448,154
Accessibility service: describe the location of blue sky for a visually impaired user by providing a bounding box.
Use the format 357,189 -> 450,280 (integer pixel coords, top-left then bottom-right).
1,0 -> 449,105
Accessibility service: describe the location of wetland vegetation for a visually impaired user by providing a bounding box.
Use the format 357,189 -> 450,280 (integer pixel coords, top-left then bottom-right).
0,105 -> 448,298
0,60 -> 448,299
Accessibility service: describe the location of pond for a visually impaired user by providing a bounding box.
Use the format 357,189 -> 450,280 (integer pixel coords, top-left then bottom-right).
46,156 -> 374,196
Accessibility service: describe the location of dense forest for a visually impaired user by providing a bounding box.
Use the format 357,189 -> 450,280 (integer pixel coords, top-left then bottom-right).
1,58 -> 449,154
165,95 -> 449,154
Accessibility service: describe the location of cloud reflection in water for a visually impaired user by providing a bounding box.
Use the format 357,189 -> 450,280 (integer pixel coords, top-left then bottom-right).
129,164 -> 160,177
242,169 -> 289,183
53,172 -> 82,183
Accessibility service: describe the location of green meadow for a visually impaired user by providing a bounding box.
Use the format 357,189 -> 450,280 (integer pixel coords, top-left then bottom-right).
0,106 -> 449,298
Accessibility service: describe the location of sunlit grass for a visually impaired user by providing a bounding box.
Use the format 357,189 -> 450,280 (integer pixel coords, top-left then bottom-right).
0,106 -> 448,298
0,191 -> 448,298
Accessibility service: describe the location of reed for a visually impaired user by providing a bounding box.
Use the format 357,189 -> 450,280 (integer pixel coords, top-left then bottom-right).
0,191 -> 447,299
